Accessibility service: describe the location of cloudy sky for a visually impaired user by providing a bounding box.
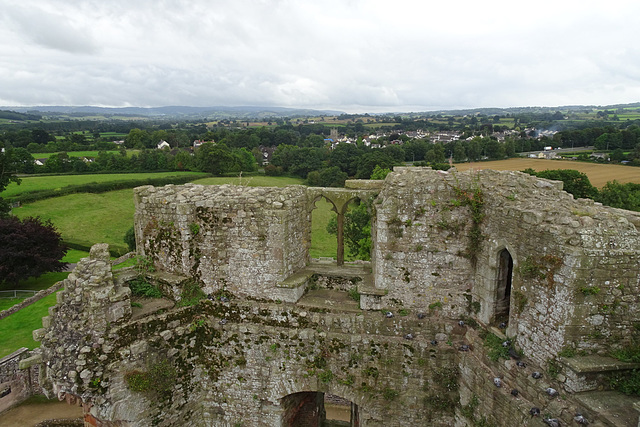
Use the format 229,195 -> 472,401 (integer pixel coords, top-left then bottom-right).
1,0 -> 639,113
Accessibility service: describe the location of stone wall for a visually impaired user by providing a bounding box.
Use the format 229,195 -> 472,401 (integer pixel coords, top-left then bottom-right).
134,184 -> 310,300
28,168 -> 640,426
371,167 -> 640,366
0,347 -> 41,413
35,243 -> 131,401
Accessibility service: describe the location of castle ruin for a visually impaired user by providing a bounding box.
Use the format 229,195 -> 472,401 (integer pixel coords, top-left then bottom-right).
17,167 -> 640,425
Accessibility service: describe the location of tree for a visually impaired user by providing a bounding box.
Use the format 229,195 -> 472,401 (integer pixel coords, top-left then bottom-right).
0,146 -> 21,216
194,143 -> 236,175
326,200 -> 372,260
523,169 -> 597,199
596,181 -> 640,211
0,216 -> 67,286
306,166 -> 347,187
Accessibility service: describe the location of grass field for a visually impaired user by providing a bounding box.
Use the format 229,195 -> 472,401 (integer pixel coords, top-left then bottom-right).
310,198 -> 338,259
11,175 -> 306,256
31,150 -> 121,159
2,171 -> 207,198
0,291 -> 59,358
453,158 -> 640,188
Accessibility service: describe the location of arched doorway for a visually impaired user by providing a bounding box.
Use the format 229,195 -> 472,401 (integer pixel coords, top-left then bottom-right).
495,249 -> 513,323
281,392 -> 359,427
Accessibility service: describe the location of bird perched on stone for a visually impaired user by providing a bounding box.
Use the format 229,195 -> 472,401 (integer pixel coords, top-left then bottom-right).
546,387 -> 559,397
510,389 -> 519,397
502,340 -> 511,348
459,344 -> 470,352
499,322 -> 507,329
207,294 -> 215,301
385,311 -> 394,318
493,377 -> 502,387
219,318 -> 228,325
404,333 -> 414,340
529,407 -> 541,417
543,418 -> 561,427
458,320 -> 465,327
431,340 -> 438,346
531,371 -> 543,379
220,296 -> 229,303
516,361 -> 526,368
574,413 -> 589,425
417,312 -> 426,319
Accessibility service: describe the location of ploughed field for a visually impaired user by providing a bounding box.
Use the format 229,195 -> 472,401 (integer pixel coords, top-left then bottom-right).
453,158 -> 640,188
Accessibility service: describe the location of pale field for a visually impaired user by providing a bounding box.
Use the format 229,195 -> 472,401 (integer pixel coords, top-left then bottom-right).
453,158 -> 640,188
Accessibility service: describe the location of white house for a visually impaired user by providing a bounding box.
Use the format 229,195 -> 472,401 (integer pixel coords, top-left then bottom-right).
157,140 -> 170,150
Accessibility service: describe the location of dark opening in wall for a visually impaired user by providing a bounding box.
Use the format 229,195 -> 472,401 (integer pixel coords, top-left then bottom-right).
280,391 -> 358,427
495,249 -> 513,323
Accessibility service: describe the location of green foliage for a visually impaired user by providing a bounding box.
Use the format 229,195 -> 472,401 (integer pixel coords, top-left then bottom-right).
0,145 -> 22,216
522,168 -> 597,199
131,301 -> 143,308
428,301 -> 442,310
596,181 -> 640,212
194,142 -> 237,176
0,215 -> 68,286
512,290 -> 528,314
518,255 -> 562,287
326,199 -> 372,260
611,344 -> 640,363
610,369 -> 640,396
547,359 -> 561,379
483,333 -> 511,361
382,387 -> 399,401
189,223 -> 200,236
128,278 -> 162,298
177,280 -> 206,307
125,361 -> 177,395
558,347 -> 576,358
318,369 -> 333,383
306,166 -> 348,187
135,255 -> 156,273
580,286 -> 601,296
447,175 -> 485,266
370,165 -> 392,180
348,287 -> 360,302
124,226 -> 136,251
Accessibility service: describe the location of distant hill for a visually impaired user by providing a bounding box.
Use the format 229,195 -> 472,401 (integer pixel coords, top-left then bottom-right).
0,109 -> 42,121
1,105 -> 344,120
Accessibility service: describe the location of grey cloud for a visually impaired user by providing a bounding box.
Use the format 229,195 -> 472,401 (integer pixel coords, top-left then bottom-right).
1,3 -> 98,54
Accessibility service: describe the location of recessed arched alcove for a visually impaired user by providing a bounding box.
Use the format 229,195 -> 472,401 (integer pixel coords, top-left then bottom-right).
495,248 -> 513,324
280,391 -> 358,427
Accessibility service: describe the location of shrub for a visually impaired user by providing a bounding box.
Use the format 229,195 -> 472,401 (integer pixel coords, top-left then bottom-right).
177,280 -> 206,307
128,278 -> 162,298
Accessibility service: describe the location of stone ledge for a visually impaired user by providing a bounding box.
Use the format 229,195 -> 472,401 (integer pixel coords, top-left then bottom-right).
277,271 -> 313,289
18,353 -> 42,370
562,355 -> 640,374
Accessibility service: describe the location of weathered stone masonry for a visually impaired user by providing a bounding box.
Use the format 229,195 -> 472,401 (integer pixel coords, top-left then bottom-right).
30,167 -> 640,426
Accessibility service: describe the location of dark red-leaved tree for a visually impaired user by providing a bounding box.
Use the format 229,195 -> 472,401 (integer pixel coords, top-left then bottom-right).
0,216 -> 68,286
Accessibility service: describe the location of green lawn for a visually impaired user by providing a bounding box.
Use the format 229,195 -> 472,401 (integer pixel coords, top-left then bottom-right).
310,198 -> 338,259
10,175 -> 305,256
0,291 -> 59,358
3,171 -> 206,198
13,189 -> 136,255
